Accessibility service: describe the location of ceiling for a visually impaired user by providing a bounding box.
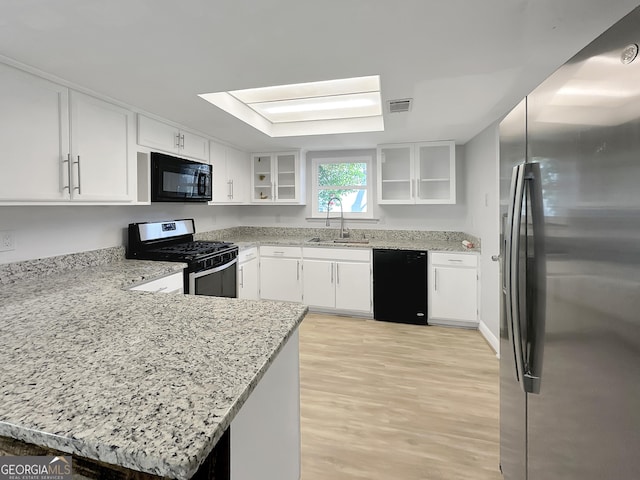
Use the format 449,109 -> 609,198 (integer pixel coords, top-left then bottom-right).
1,0 -> 638,152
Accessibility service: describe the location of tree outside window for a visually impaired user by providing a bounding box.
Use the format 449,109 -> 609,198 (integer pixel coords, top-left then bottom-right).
311,154 -> 372,218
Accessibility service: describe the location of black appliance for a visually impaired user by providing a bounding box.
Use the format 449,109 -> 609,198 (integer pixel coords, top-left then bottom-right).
373,249 -> 427,325
151,152 -> 212,202
127,219 -> 237,297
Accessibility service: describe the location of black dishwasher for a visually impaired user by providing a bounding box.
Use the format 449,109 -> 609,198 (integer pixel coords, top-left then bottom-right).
373,249 -> 428,325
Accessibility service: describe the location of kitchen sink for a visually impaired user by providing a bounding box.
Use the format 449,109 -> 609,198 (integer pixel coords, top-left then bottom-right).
333,238 -> 370,244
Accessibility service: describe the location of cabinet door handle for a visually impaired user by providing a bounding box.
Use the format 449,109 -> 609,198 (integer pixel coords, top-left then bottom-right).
330,262 -> 334,283
230,179 -> 234,199
228,180 -> 233,199
62,154 -> 71,192
175,133 -> 180,148
336,263 -> 340,284
296,260 -> 300,281
180,134 -> 185,149
239,266 -> 244,288
73,155 -> 82,194
434,268 -> 438,291
448,259 -> 463,263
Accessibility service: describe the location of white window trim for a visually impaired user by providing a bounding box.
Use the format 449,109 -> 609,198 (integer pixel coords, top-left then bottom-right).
310,155 -> 374,219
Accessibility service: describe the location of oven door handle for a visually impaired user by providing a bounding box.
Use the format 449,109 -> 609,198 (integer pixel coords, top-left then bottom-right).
190,258 -> 238,279
188,258 -> 238,295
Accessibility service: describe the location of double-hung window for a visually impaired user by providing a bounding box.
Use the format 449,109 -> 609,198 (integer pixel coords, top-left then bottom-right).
310,152 -> 374,219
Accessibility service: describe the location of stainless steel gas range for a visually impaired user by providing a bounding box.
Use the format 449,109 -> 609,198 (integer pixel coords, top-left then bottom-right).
126,219 -> 238,297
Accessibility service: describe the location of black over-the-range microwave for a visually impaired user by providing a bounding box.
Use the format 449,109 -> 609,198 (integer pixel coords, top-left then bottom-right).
151,152 -> 212,202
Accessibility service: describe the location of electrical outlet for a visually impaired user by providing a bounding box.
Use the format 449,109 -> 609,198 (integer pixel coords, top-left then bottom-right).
0,231 -> 16,252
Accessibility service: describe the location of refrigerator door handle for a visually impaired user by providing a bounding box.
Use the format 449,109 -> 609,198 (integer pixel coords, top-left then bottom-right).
522,162 -> 546,395
506,163 -> 527,389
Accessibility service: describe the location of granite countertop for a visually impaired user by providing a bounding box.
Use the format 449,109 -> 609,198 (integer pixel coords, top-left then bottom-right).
196,226 -> 481,253
0,253 -> 307,480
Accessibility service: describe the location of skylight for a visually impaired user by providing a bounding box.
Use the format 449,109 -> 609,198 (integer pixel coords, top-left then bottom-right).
198,75 -> 384,137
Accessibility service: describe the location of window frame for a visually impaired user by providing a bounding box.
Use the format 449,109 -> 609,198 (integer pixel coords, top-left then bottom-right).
310,154 -> 374,219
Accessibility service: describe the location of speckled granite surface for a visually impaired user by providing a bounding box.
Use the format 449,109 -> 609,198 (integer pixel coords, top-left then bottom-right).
196,226 -> 481,253
0,254 -> 307,479
0,246 -> 126,286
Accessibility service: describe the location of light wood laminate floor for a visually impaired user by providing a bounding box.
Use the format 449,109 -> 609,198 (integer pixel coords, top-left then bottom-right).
299,313 -> 500,480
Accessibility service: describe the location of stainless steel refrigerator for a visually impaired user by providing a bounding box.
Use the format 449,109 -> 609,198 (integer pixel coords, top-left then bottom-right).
499,6 -> 640,479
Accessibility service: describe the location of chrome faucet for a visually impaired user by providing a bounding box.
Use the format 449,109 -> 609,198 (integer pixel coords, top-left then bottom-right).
326,196 -> 349,238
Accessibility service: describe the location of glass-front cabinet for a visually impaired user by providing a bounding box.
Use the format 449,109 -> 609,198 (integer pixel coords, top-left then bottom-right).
377,141 -> 456,204
251,151 -> 303,203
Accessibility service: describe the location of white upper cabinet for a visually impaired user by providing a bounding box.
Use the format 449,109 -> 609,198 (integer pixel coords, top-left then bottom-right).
0,63 -> 134,204
137,115 -> 209,161
377,141 -> 456,204
0,63 -> 70,202
69,91 -> 135,202
415,141 -> 456,203
251,152 -> 304,204
210,140 -> 250,204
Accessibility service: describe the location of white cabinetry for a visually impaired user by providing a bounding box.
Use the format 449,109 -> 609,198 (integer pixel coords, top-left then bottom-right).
0,63 -> 69,202
0,63 -> 134,204
251,152 -> 304,204
259,246 -> 303,302
429,252 -> 478,327
237,247 -> 259,300
129,271 -> 184,294
231,329 -> 300,480
210,141 -> 250,204
137,115 -> 209,161
377,141 -> 456,204
69,91 -> 135,202
302,247 -> 372,314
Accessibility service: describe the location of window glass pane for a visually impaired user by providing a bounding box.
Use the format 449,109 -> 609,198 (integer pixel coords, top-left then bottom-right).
318,189 -> 367,213
318,162 -> 367,187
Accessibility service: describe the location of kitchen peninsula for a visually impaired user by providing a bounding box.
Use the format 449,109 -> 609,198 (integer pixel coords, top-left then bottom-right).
0,248 -> 307,480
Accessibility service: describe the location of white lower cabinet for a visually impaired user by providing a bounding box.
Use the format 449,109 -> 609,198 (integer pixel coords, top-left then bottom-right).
231,329 -> 300,480
428,252 -> 478,326
259,246 -> 302,302
302,248 -> 372,314
237,247 -> 259,300
129,271 -> 184,294
334,261 -> 372,312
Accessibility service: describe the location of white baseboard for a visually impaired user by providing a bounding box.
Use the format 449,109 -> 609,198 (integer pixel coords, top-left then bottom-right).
478,320 -> 500,358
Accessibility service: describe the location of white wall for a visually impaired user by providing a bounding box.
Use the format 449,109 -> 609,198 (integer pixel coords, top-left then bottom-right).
464,122 -> 500,350
0,204 -> 240,264
0,148 -> 470,263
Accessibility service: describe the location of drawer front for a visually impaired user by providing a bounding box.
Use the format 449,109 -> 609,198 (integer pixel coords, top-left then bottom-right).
239,246 -> 259,263
260,245 -> 302,258
302,247 -> 370,262
430,252 -> 478,267
130,271 -> 184,293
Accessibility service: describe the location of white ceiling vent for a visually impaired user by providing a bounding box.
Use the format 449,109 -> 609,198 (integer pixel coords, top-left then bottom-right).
387,98 -> 413,113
